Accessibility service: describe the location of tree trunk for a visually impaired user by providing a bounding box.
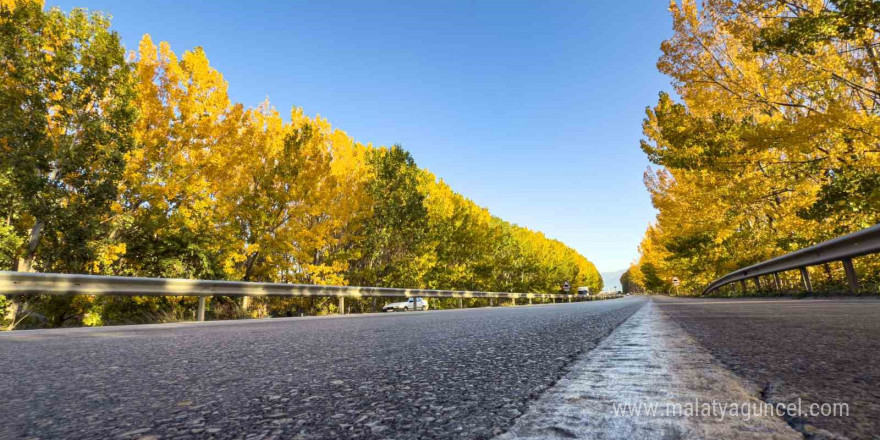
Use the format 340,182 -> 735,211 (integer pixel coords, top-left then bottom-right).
18,217 -> 44,273
2,296 -> 19,330
5,217 -> 44,330
241,251 -> 260,313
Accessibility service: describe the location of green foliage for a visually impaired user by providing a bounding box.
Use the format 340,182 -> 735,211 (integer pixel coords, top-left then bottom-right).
799,168 -> 880,233
0,2 -> 135,273
756,0 -> 880,55
0,222 -> 22,269
349,145 -> 430,288
620,267 -> 644,294
639,263 -> 668,293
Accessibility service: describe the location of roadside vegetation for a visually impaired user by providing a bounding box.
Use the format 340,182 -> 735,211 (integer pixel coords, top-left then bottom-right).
625,0 -> 880,295
0,0 -> 602,329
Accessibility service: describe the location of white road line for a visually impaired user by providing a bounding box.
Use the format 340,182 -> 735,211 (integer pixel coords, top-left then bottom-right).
496,300 -> 801,439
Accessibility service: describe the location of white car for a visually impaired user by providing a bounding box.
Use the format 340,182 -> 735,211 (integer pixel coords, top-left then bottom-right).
383,297 -> 428,312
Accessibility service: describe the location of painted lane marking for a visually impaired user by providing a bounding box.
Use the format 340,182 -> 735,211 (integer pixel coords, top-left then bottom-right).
496,301 -> 801,439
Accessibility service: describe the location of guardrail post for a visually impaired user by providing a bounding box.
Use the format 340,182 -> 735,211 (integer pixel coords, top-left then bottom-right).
197,297 -> 206,322
489,297 -> 494,307
799,267 -> 812,292
773,273 -> 781,290
740,280 -> 747,294
753,277 -> 762,291
339,296 -> 345,315
568,296 -> 571,303
528,297 -> 532,305
458,297 -> 463,309
842,258 -> 859,293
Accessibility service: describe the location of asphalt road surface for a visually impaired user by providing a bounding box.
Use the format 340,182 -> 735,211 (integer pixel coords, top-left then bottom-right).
0,297 -> 646,440
656,297 -> 880,439
5,296 -> 879,440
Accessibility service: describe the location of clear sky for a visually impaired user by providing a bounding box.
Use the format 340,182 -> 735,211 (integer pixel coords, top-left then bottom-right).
49,0 -> 674,272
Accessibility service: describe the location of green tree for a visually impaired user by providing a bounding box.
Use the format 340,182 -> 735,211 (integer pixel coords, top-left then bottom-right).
0,2 -> 135,328
349,145 -> 430,288
620,266 -> 645,294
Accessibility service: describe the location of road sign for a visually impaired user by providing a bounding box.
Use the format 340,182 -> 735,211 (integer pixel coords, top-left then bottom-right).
562,281 -> 571,292
672,277 -> 680,287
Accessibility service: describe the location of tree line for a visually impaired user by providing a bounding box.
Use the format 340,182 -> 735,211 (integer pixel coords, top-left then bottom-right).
625,0 -> 880,295
0,0 -> 602,328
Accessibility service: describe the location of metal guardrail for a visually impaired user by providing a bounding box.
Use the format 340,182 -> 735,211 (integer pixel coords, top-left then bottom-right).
703,223 -> 880,295
0,271 -> 605,321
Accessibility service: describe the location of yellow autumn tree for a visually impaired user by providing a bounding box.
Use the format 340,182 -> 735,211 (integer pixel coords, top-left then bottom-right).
102,35 -> 237,279
215,108 -> 371,287
634,0 -> 880,294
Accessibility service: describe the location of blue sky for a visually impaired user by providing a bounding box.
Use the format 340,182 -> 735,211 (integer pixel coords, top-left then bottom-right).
49,0 -> 674,272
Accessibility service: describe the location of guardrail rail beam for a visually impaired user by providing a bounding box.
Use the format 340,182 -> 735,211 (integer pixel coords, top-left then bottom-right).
0,271 -> 621,323
702,224 -> 880,295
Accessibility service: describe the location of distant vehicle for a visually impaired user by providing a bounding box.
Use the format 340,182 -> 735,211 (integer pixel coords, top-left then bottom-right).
383,297 -> 428,312
577,287 -> 591,295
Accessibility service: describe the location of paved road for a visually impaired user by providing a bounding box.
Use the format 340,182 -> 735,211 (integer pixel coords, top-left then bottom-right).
6,296 -> 878,440
0,297 -> 646,440
656,297 -> 880,439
